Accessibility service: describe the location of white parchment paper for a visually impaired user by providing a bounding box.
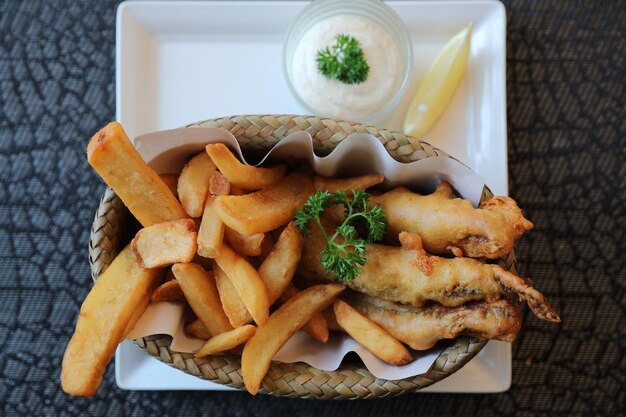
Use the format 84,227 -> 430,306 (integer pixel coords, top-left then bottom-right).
126,127 -> 487,380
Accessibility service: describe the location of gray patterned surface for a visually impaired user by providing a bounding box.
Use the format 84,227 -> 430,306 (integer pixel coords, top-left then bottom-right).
0,0 -> 624,415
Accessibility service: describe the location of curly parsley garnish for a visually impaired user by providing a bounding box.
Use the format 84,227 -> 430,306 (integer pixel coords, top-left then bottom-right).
316,34 -> 370,85
295,189 -> 385,282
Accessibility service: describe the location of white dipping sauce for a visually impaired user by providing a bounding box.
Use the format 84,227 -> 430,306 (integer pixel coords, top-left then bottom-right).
291,15 -> 402,120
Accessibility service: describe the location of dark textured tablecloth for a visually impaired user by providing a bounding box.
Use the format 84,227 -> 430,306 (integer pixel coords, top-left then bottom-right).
1,0 -> 624,415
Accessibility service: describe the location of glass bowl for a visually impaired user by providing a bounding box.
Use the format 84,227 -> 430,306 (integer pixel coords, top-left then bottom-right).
283,0 -> 413,123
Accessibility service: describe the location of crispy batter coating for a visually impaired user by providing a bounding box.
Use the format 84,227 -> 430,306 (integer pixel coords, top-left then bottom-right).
298,227 -> 560,323
370,183 -> 534,259
347,293 -> 522,350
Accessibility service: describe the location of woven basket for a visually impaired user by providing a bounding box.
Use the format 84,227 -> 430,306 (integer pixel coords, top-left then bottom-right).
89,114 -> 516,399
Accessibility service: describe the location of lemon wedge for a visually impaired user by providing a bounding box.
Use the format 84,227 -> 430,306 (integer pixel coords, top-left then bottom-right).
403,23 -> 473,138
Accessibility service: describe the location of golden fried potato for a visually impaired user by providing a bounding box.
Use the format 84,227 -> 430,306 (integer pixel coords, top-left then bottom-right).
241,284 -> 345,395
61,245 -> 162,396
279,285 -> 329,343
159,174 -> 179,198
195,325 -> 256,357
178,152 -> 216,217
215,168 -> 314,236
87,122 -> 187,227
213,261 -> 252,327
333,299 -> 412,366
197,172 -> 231,258
172,263 -> 232,336
213,244 -> 269,326
224,228 -> 265,257
313,174 -> 384,193
131,219 -> 197,269
258,222 -> 303,302
185,319 -> 211,340
205,143 -> 286,190
151,279 -> 185,302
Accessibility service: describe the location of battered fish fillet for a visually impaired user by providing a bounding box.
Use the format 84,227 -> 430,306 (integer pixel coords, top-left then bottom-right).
297,228 -> 560,323
370,183 -> 534,259
346,293 -> 522,350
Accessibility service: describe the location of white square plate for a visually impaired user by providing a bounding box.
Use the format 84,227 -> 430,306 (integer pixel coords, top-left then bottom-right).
116,0 -> 511,393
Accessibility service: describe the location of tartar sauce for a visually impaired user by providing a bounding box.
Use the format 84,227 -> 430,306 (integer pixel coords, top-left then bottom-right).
291,14 -> 401,120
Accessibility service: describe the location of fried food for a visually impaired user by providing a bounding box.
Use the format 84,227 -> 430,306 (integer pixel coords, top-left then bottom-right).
224,228 -> 265,257
370,182 -> 534,259
298,227 -> 560,323
241,283 -> 345,395
131,219 -> 197,268
348,293 -> 522,350
333,299 -> 412,365
159,174 -> 179,198
314,174 -> 384,193
206,143 -> 286,190
177,151 -> 216,217
197,172 -> 230,258
172,263 -> 233,336
195,325 -> 256,357
151,279 -> 185,302
279,285 -> 329,343
213,244 -> 270,326
214,168 -> 314,235
87,122 -> 187,227
185,319 -> 211,340
61,245 -> 162,396
213,261 -> 252,327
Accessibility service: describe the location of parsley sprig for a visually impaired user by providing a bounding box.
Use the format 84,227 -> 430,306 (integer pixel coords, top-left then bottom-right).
316,34 -> 370,85
295,189 -> 385,282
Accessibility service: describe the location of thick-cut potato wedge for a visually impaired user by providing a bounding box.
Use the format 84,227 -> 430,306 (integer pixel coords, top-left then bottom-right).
322,307 -> 343,332
215,169 -> 314,236
197,172 -> 230,258
62,245 -> 162,396
159,174 -> 179,198
313,174 -> 385,193
279,285 -> 329,343
333,299 -> 412,366
205,143 -> 286,190
178,152 -> 217,217
185,319 -> 211,340
195,325 -> 256,357
208,170 -> 230,196
87,122 -> 187,227
213,262 -> 252,327
258,222 -> 303,302
224,228 -> 265,257
258,232 -> 275,262
131,219 -> 197,269
241,284 -> 345,394
229,185 -> 248,196
151,279 -> 185,302
213,244 -> 269,326
172,263 -> 232,336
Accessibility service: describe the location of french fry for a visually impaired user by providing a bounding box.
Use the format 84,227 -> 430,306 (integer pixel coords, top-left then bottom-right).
87,122 -> 187,227
213,262 -> 252,327
205,143 -> 286,190
314,174 -> 385,193
131,219 -> 197,269
172,263 -> 232,336
159,174 -> 179,198
241,284 -> 345,395
213,244 -> 269,326
258,222 -> 303,302
333,299 -> 412,366
224,228 -> 265,257
229,185 -> 248,196
195,325 -> 256,357
197,172 -> 230,258
151,279 -> 185,302
178,152 -> 217,217
258,232 -> 275,262
61,245 -> 162,396
279,285 -> 329,343
215,168 -> 314,235
322,307 -> 343,332
185,319 -> 211,340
